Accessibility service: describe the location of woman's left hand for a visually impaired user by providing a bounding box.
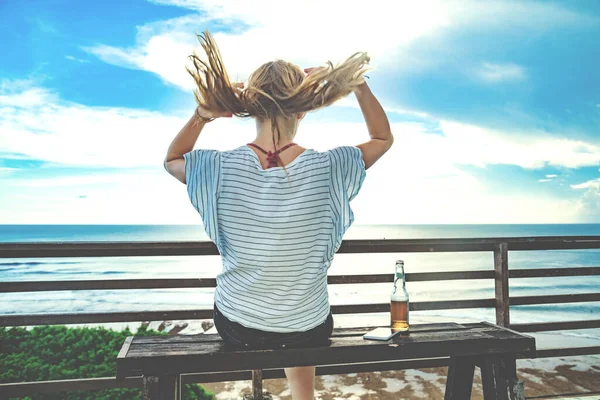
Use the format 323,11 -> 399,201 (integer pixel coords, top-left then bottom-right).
195,81 -> 245,120
195,105 -> 232,120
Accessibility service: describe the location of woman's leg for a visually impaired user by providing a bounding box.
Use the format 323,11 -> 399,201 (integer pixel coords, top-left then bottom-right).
284,366 -> 316,400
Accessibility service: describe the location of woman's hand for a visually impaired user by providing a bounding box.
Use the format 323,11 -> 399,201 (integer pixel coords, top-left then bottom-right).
195,105 -> 232,120
194,81 -> 245,120
303,67 -> 326,77
304,67 -> 367,93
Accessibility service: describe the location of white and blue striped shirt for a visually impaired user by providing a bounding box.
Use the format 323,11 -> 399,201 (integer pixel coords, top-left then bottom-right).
183,144 -> 366,332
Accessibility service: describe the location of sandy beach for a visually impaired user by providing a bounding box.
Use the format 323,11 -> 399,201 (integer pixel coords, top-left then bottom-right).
201,356 -> 600,399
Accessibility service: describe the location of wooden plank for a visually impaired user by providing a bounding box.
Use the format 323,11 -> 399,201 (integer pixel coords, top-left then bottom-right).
507,240 -> 600,251
511,320 -> 600,332
0,309 -> 215,326
252,370 -> 263,400
0,241 -> 221,258
0,376 -> 142,397
410,299 -> 496,311
130,324 -> 468,345
123,331 -> 498,358
444,356 -> 475,400
534,346 -> 600,358
407,270 -> 494,282
328,274 -> 394,284
511,293 -> 600,306
0,272 -> 479,294
510,267 -> 600,278
479,321 -> 536,342
480,355 -> 509,400
526,390 -> 600,399
494,243 -> 510,327
2,236 -> 599,258
0,278 -> 218,293
118,325 -> 534,377
0,300 -> 497,327
142,376 -> 159,400
504,357 -> 525,400
162,375 -> 180,400
480,354 -> 524,400
116,336 -> 135,380
142,375 -> 180,400
4,266 -> 598,294
117,336 -> 133,358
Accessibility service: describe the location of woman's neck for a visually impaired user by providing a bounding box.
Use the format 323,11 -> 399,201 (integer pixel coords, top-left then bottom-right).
254,123 -> 296,149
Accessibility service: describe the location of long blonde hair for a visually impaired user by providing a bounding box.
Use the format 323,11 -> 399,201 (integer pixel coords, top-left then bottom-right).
187,29 -> 370,176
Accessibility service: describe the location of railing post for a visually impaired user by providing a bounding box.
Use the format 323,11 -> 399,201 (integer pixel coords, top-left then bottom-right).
494,243 -> 510,327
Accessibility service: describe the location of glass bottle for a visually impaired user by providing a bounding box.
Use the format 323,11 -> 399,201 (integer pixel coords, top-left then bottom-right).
390,260 -> 409,332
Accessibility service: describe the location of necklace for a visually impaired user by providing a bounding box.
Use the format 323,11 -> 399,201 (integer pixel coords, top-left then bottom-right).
246,142 -> 297,169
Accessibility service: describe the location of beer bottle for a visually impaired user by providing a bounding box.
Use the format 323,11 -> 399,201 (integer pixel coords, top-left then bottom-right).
390,260 -> 409,332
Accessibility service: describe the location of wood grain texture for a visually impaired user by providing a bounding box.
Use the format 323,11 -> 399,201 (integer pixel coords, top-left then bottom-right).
3,267 -> 599,294
117,323 -> 535,378
2,236 -> 599,259
494,243 -> 510,327
252,370 -> 263,400
444,356 -> 475,400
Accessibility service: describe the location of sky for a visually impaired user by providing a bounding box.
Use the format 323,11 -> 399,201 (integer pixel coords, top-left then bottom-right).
0,0 -> 599,224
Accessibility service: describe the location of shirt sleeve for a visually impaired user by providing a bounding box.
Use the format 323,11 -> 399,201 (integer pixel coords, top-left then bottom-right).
183,149 -> 221,244
326,146 -> 367,261
327,146 -> 366,202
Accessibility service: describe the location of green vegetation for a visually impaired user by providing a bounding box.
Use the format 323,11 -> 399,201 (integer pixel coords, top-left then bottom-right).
0,324 -> 214,399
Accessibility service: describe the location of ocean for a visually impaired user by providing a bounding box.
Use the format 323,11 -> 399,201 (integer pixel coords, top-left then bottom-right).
1,224 -> 599,349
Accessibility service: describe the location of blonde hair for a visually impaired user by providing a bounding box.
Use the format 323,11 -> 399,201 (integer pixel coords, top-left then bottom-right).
187,29 -> 370,178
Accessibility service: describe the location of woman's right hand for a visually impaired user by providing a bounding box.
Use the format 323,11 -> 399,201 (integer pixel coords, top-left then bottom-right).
304,67 -> 368,91
303,67 -> 330,78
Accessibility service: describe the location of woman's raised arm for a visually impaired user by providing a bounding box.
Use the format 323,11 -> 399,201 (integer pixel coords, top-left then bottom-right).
353,82 -> 394,170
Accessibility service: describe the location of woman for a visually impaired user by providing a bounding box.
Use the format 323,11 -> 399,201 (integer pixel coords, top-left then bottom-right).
164,30 -> 393,400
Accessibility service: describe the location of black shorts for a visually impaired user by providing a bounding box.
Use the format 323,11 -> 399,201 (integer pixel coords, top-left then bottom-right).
213,305 -> 334,350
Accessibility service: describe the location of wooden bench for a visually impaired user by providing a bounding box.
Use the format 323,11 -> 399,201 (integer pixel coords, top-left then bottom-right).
116,321 -> 536,400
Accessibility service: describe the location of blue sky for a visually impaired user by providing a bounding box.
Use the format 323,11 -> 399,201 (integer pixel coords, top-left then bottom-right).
0,0 -> 599,224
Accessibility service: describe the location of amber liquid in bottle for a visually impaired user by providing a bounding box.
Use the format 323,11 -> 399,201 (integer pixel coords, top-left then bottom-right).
391,260 -> 409,332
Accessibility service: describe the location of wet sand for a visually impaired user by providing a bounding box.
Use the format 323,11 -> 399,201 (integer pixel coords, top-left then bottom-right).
201,356 -> 600,399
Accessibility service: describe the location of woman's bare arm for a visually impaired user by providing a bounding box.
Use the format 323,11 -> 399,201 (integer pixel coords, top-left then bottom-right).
353,82 -> 394,169
164,112 -> 207,184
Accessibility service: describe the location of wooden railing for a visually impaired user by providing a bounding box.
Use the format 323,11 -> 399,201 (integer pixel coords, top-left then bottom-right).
1,236 -> 599,397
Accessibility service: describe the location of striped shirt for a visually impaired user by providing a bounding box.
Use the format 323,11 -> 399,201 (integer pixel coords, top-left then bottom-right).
182,144 -> 366,333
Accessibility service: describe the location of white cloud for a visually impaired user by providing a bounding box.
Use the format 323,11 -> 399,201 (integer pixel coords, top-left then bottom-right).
335,97 -> 433,120
538,179 -> 552,183
65,55 -> 90,63
4,81 -> 598,172
0,87 -> 57,108
572,178 -> 600,190
0,84 -> 190,168
2,80 -> 598,224
82,0 -> 594,92
572,179 -> 600,221
437,120 -> 600,169
546,174 -> 558,178
475,62 -> 526,83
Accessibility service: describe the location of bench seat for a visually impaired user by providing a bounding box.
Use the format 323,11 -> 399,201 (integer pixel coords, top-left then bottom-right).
117,322 -> 535,400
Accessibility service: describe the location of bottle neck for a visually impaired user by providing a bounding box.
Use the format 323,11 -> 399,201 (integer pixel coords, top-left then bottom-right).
394,263 -> 406,288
